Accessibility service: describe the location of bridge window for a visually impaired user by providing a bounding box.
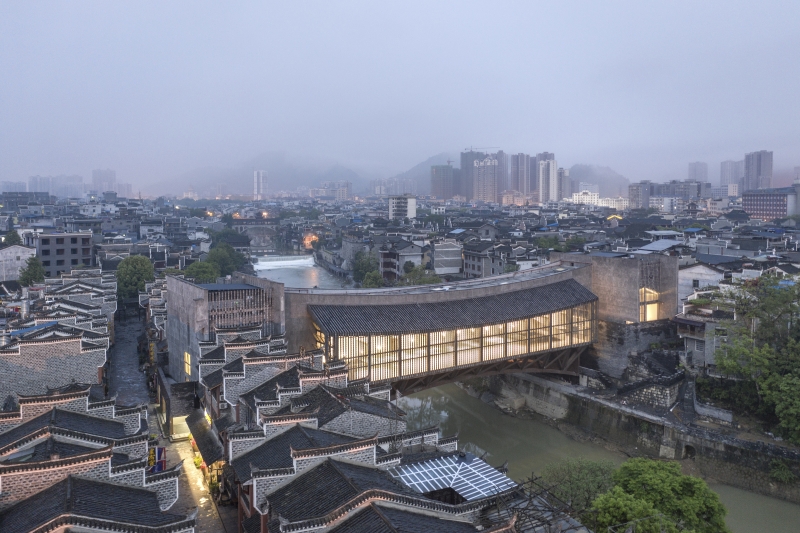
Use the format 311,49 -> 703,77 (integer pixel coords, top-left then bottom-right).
457,328 -> 481,365
483,324 -> 505,361
339,336 -> 369,380
319,300 -> 597,382
371,335 -> 399,381
530,315 -> 551,352
572,303 -> 593,344
401,333 -> 428,376
507,319 -> 529,356
552,309 -> 571,348
430,330 -> 455,370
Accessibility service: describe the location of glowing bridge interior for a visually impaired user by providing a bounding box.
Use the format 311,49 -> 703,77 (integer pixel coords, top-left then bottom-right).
309,279 -> 598,384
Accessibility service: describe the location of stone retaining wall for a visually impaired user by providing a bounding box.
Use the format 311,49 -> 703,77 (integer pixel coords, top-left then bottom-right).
488,373 -> 800,503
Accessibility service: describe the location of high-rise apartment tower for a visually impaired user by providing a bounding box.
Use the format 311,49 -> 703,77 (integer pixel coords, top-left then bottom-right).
254,170 -> 267,201
744,151 -> 773,191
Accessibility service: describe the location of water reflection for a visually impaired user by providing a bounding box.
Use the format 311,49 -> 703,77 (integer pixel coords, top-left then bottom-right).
403,383 -> 800,533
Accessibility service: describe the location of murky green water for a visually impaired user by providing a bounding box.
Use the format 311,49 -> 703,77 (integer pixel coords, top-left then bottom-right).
401,384 -> 800,533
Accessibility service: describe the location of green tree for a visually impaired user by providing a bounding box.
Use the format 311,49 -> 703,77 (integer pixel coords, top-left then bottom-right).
116,256 -> 155,299
611,458 -> 728,533
504,263 -> 520,273
206,243 -> 246,276
592,486 -> 673,533
18,256 -> 45,286
403,261 -> 415,274
3,229 -> 22,247
184,261 -> 220,283
764,372 -> 800,442
362,271 -> 384,288
397,265 -> 441,286
536,236 -> 559,250
188,207 -> 209,218
161,268 -> 182,277
352,251 -> 378,283
541,457 -> 616,514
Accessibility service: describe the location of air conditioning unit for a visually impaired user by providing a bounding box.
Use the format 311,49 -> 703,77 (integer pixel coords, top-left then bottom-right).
219,402 -> 229,409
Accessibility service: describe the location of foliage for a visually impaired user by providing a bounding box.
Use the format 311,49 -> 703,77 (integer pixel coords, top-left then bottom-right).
184,261 -> 220,283
557,236 -> 586,252
609,458 -> 728,533
592,486 -> 671,533
3,229 -> 22,247
188,207 -> 209,218
206,243 -> 247,276
695,377 -> 776,422
193,455 -> 203,468
161,268 -> 182,277
403,261 -> 415,274
536,236 -> 559,250
690,298 -> 712,306
18,256 -> 45,286
709,277 -> 800,441
540,457 -> 615,514
397,265 -> 441,286
504,263 -> 520,273
116,256 -> 155,299
362,271 -> 384,288
769,460 -> 797,484
352,251 -> 378,283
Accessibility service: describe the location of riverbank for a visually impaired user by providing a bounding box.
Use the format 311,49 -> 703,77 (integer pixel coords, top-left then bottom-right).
468,373 -> 800,505
402,383 -> 800,533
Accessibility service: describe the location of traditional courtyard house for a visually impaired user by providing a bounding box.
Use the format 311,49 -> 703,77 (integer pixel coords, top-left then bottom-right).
43,268 -> 118,342
0,321 -> 109,401
0,384 -> 181,511
0,476 -> 197,533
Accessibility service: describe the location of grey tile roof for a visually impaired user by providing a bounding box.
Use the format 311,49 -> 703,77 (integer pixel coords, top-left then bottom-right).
280,386 -> 404,427
238,366 -> 302,412
0,408 -> 128,450
309,279 -> 597,335
231,425 -> 359,483
0,475 -> 189,533
328,504 -> 480,533
267,459 -> 417,522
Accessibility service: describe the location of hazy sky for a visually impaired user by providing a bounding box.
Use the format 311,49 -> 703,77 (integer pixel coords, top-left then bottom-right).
2,1 -> 799,192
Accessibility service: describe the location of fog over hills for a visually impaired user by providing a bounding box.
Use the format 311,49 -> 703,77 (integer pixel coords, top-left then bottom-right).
169,151 -> 635,200
568,165 -> 630,198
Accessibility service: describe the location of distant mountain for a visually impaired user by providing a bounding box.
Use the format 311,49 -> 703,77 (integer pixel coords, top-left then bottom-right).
390,153 -> 456,195
569,164 -> 630,197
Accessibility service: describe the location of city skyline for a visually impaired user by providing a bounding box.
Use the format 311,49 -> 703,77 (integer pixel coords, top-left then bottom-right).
2,2 -> 799,193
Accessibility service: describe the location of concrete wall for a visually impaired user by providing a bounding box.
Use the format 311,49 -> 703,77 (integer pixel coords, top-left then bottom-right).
280,263 -> 592,353
552,252 -> 679,323
586,319 -> 675,379
231,273 -> 284,336
166,276 -> 208,381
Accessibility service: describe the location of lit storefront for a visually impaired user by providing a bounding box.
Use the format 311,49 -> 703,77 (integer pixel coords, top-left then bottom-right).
309,279 -> 598,382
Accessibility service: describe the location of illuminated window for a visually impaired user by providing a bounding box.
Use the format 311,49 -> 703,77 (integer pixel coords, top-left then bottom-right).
184,352 -> 192,379
639,288 -> 659,322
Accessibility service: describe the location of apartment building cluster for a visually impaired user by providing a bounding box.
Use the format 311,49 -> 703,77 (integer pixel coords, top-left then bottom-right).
430,150 -> 572,205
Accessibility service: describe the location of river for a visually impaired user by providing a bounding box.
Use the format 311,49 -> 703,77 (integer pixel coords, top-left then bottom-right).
257,257 -> 800,532
253,254 -> 346,289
